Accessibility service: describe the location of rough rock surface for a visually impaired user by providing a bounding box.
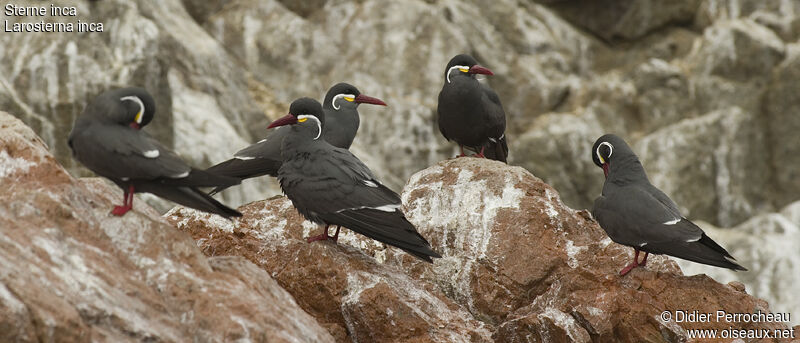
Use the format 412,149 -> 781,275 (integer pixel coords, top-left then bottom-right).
167,200 -> 493,343
545,0 -> 700,41
4,0 -> 800,227
194,0 -> 593,186
636,107 -> 771,226
0,0 -> 281,210
185,0 -> 800,230
3,0 -> 799,329
765,44 -> 800,207
0,112 -> 334,342
169,157 -> 794,342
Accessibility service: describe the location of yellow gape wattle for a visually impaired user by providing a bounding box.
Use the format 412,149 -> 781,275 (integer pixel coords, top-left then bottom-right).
344,96 -> 355,102
459,67 -> 469,73
297,117 -> 308,123
134,111 -> 143,124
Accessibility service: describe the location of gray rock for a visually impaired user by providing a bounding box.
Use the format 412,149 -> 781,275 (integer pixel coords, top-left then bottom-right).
545,0 -> 700,41
0,0 -> 279,208
630,58 -> 694,132
636,107 -> 773,227
199,0 -> 596,187
688,19 -> 785,83
2,0 -> 800,321
181,0 -> 232,24
1,0 -> 798,228
765,43 -> 800,208
512,110 -> 605,210
0,111 -> 334,342
695,0 -> 800,41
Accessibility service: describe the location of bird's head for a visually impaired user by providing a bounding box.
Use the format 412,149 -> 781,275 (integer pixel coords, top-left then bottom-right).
323,82 -> 387,111
267,97 -> 325,140
592,134 -> 635,178
94,87 -> 155,130
444,54 -> 494,84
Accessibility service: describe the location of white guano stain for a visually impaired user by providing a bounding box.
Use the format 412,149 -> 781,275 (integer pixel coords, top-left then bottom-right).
0,150 -> 36,179
402,164 -> 525,315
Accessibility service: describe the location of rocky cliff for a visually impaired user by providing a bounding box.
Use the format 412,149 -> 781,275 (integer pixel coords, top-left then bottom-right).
3,111 -> 792,342
2,0 -> 800,337
167,157 -> 798,342
3,0 -> 800,227
0,112 -> 334,342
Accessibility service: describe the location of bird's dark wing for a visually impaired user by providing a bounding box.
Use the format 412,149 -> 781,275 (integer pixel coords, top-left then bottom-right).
206,157 -> 281,180
234,126 -> 287,160
593,186 -> 701,246
153,168 -> 241,188
436,90 -> 451,142
279,147 -> 398,215
70,123 -> 190,180
481,134 -> 508,163
481,83 -> 503,107
593,187 -> 745,271
480,84 -> 506,136
204,127 -> 288,194
135,182 -> 241,218
640,218 -> 744,270
279,146 -> 440,262
643,183 -> 682,219
319,208 -> 440,262
205,157 -> 281,195
478,83 -> 508,162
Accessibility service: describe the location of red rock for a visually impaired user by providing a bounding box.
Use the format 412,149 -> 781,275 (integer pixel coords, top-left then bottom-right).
167,199 -> 494,343
168,156 -> 791,342
0,112 -> 333,342
399,158 -> 790,342
8,93 -> 781,342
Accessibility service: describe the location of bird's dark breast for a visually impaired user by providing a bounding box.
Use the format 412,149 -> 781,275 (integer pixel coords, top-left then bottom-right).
593,197 -> 644,248
71,143 -> 131,190
288,195 -> 326,224
438,83 -> 495,147
68,133 -> 118,181
277,158 -> 326,225
323,111 -> 359,149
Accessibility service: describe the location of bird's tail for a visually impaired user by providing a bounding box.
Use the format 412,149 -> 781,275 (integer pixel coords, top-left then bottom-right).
321,209 -> 441,262
138,184 -> 242,218
662,234 -> 747,271
159,168 -> 241,188
482,134 -> 508,163
205,158 -> 281,195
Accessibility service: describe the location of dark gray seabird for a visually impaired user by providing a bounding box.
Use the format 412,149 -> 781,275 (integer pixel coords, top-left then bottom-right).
438,54 -> 508,162
206,83 -> 386,194
272,97 -> 440,262
68,87 -> 242,218
591,134 -> 746,276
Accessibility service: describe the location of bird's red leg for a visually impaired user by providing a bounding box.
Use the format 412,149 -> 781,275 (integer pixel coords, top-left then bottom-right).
619,249 -> 641,276
111,190 -> 128,216
111,185 -> 135,216
307,225 -> 334,243
475,146 -> 487,158
457,145 -> 467,157
639,252 -> 649,266
127,186 -> 135,206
